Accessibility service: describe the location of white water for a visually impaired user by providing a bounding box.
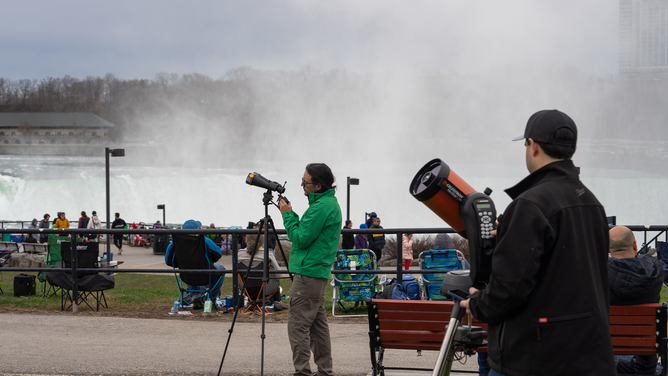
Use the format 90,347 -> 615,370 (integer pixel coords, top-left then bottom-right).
1,154 -> 666,230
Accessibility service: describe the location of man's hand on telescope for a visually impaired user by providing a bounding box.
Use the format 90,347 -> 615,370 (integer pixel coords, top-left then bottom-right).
459,287 -> 479,318
278,197 -> 292,214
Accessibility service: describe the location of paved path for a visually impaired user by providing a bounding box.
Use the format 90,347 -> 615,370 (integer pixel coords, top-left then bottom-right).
2,242 -> 479,375
0,313 -> 479,375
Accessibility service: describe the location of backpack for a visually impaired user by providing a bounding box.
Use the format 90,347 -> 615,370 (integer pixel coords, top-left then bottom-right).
390,284 -> 410,300
400,275 -> 420,300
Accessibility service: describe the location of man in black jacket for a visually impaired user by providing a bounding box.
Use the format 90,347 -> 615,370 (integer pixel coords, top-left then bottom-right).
609,225 -> 663,375
367,217 -> 385,262
111,213 -> 126,255
461,110 -> 615,376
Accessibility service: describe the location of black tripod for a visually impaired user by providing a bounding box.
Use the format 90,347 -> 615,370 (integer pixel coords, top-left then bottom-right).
217,189 -> 293,376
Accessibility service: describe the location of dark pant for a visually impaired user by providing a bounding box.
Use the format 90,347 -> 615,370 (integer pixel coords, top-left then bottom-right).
113,235 -> 123,249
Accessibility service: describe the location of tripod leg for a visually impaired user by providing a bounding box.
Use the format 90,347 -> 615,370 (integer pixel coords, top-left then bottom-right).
266,216 -> 294,281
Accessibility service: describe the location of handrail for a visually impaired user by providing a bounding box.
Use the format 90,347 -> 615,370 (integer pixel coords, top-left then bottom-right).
2,226 -> 666,312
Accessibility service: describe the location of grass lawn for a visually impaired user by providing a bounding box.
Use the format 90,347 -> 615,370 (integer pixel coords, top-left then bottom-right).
4,270 -> 661,318
0,271 -> 370,317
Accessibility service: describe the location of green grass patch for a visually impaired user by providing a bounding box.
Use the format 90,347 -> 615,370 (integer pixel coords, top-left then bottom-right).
0,271 -> 356,315
3,270 -> 665,316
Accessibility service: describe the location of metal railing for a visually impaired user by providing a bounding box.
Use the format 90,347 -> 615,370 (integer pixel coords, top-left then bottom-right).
1,225 -> 667,311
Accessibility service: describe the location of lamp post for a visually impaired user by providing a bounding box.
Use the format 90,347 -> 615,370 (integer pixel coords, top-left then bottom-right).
157,204 -> 165,227
346,176 -> 359,222
106,147 -> 125,261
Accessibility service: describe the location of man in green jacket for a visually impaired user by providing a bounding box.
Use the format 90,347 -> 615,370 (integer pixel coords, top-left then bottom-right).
279,163 -> 342,376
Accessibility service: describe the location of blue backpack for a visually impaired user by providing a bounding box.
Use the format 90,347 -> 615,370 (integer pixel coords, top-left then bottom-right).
400,275 -> 420,300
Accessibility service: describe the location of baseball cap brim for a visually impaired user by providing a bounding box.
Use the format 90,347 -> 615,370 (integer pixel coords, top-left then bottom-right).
512,135 -> 525,142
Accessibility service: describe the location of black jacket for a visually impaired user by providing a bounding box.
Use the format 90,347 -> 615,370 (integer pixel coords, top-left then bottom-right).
469,160 -> 615,376
367,225 -> 385,251
609,255 -> 663,306
341,227 -> 355,249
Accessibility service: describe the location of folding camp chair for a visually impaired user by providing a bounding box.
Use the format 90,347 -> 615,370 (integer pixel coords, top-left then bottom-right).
331,248 -> 378,317
46,242 -> 115,311
237,260 -> 280,313
168,233 -> 224,307
38,234 -> 71,298
418,249 -> 465,300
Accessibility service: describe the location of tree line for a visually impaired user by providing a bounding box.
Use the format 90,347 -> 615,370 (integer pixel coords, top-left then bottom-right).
0,67 -> 666,146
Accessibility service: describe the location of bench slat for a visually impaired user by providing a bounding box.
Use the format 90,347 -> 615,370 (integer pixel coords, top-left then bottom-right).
611,336 -> 657,348
610,304 -> 660,316
613,347 -> 658,356
610,316 -> 657,325
611,325 -> 657,336
378,319 -> 449,332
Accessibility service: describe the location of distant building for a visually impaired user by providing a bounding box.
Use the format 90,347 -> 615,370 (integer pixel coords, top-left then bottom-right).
620,0 -> 668,79
0,112 -> 115,145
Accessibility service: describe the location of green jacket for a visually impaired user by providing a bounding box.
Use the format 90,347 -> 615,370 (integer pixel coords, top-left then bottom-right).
283,189 -> 342,280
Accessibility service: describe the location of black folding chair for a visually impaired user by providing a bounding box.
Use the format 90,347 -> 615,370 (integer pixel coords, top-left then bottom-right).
168,233 -> 224,306
46,242 -> 114,311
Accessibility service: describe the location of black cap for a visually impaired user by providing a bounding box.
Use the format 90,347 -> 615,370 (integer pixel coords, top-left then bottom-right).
513,110 -> 577,147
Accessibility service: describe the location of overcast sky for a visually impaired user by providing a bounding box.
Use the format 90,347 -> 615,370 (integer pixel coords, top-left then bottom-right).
1,0 -> 619,80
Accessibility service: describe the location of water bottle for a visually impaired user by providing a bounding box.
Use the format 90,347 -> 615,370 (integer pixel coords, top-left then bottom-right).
171,300 -> 180,314
244,296 -> 249,308
203,299 -> 212,314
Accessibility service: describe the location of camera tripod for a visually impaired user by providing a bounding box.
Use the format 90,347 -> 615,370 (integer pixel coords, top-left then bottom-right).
431,296 -> 487,376
217,189 -> 293,376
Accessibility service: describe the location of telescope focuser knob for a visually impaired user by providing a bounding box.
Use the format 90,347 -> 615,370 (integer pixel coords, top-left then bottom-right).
484,187 -> 493,196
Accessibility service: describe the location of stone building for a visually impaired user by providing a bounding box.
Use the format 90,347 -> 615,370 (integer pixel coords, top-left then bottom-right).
0,112 -> 115,145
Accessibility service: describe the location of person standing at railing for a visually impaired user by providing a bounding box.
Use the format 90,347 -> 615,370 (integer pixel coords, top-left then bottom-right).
354,223 -> 368,249
278,163 -> 342,376
112,213 -> 126,255
54,212 -> 69,229
402,233 -> 413,270
38,214 -> 50,243
341,219 -> 354,249
87,211 -> 102,242
367,217 -> 386,262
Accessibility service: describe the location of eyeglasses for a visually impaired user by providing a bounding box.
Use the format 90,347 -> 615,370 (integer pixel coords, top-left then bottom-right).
302,179 -> 315,186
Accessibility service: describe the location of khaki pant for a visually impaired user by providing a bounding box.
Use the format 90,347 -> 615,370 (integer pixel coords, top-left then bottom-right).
288,274 -> 333,376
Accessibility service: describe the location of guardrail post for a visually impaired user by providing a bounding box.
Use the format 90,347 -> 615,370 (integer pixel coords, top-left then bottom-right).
71,233 -> 79,313
231,236 -> 239,308
396,232 -> 403,284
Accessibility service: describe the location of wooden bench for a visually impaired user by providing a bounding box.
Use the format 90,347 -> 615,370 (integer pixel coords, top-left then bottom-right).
0,241 -> 20,252
367,299 -> 667,376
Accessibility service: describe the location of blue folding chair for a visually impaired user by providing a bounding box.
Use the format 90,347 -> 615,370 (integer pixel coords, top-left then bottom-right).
418,249 -> 464,300
331,249 -> 377,317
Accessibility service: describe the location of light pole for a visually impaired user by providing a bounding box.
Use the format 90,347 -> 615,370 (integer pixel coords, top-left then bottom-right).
346,176 -> 359,222
157,204 -> 165,227
106,147 -> 125,261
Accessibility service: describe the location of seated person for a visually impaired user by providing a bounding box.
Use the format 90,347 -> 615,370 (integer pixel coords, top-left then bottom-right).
609,225 -> 664,376
164,219 -> 226,302
237,233 -> 284,311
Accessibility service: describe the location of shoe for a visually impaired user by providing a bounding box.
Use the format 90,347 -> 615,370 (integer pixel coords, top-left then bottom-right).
273,302 -> 283,312
118,248 -> 122,255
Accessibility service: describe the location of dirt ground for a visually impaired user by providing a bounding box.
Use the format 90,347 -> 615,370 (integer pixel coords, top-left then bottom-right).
0,304 -> 369,324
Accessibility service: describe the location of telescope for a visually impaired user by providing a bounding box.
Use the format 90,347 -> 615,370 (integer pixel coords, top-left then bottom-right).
410,158 -> 496,288
246,173 -> 285,194
411,158 -> 497,376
